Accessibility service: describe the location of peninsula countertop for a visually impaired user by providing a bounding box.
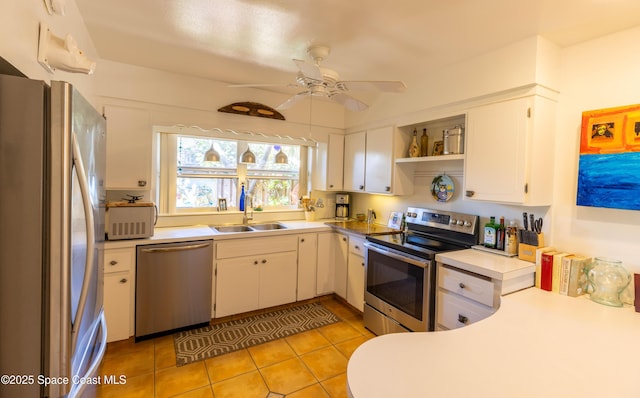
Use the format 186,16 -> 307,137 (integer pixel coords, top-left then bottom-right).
347,287 -> 640,398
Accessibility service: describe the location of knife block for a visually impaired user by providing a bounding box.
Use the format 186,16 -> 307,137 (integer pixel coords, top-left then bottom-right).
518,233 -> 545,263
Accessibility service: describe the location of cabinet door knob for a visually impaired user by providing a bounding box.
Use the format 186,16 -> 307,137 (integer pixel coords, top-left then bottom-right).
329,184 -> 334,188
254,260 -> 259,265
355,245 -> 360,250
359,185 -> 364,190
109,260 -> 118,266
459,282 -> 466,289
457,314 -> 468,324
361,262 -> 365,267
343,237 -> 347,242
385,186 -> 391,192
465,190 -> 475,197
138,180 -> 147,187
261,259 -> 267,264
119,278 -> 128,284
300,238 -> 305,243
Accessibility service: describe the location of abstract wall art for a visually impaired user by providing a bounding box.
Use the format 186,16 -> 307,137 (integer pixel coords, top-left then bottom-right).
577,104 -> 640,210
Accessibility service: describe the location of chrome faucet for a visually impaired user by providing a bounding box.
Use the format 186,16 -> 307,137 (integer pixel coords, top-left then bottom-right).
242,194 -> 253,225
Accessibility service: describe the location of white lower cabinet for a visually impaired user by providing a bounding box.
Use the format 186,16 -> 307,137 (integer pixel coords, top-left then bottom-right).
214,235 -> 298,318
103,247 -> 135,342
435,265 -> 497,331
333,233 -> 349,299
316,232 -> 336,296
297,233 -> 318,301
346,236 -> 366,311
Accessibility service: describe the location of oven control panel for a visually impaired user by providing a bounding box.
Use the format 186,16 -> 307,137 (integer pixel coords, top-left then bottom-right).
405,207 -> 478,235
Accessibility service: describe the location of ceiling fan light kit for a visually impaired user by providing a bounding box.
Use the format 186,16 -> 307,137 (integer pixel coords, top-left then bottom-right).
230,44 -> 406,112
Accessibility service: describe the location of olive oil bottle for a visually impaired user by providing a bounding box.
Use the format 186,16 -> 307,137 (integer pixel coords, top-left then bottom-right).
420,128 -> 429,157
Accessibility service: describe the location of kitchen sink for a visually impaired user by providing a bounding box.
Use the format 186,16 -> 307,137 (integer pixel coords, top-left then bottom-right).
210,223 -> 288,233
250,223 -> 287,230
212,225 -> 254,233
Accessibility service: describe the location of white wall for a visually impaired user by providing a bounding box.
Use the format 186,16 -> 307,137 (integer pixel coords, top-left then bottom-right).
0,0 -> 99,104
552,27 -> 640,276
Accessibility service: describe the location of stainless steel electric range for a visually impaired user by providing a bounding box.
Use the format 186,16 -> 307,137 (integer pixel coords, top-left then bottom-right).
363,207 -> 479,335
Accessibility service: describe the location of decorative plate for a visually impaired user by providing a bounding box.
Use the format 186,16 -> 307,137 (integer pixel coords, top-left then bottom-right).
431,174 -> 454,202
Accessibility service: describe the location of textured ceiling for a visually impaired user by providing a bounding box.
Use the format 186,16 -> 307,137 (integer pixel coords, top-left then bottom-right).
76,0 -> 640,93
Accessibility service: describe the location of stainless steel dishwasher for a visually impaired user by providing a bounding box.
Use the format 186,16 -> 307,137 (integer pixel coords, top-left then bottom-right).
135,240 -> 213,340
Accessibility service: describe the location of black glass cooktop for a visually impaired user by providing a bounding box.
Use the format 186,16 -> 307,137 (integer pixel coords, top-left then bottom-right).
366,232 -> 469,260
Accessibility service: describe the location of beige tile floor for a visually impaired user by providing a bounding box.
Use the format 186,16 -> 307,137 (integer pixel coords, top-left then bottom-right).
88,296 -> 374,398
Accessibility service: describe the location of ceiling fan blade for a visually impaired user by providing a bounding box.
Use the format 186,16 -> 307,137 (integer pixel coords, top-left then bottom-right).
293,59 -> 323,81
228,83 -> 298,88
328,92 -> 369,112
276,92 -> 310,110
338,80 -> 407,93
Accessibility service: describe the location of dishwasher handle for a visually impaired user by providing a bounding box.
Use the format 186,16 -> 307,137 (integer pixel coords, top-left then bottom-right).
140,242 -> 210,253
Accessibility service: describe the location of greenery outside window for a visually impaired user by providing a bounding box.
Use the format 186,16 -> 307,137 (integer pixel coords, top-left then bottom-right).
158,132 -> 304,213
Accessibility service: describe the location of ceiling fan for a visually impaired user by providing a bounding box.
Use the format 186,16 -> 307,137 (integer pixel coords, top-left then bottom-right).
230,45 -> 407,112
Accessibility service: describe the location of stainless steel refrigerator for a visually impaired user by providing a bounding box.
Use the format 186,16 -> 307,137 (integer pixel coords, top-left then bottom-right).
0,75 -> 107,397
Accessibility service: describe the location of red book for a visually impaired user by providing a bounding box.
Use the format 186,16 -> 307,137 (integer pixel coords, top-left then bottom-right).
635,274 -> 640,313
540,251 -> 558,291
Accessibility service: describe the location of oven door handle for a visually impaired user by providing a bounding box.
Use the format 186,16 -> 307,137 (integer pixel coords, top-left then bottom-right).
364,242 -> 430,268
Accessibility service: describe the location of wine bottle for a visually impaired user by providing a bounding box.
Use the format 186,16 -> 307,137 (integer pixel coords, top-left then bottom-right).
408,128 -> 420,157
420,128 -> 429,157
484,216 -> 497,249
496,216 -> 506,251
239,183 -> 246,211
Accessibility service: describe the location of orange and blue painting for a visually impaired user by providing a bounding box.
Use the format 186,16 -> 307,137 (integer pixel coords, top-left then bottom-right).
577,104 -> 640,210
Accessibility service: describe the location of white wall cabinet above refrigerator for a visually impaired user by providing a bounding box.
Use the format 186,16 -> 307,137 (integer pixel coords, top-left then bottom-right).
464,93 -> 556,205
104,105 -> 152,190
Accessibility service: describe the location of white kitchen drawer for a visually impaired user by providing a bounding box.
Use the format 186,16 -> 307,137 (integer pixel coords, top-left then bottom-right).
437,290 -> 495,330
349,236 -> 366,256
438,265 -> 495,307
104,248 -> 134,274
216,235 -> 298,259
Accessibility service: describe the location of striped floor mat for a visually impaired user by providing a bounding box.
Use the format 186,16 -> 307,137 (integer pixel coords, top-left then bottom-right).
174,302 -> 339,366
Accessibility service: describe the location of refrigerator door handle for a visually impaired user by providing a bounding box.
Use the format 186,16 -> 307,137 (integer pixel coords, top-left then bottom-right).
68,310 -> 107,398
70,133 -> 96,352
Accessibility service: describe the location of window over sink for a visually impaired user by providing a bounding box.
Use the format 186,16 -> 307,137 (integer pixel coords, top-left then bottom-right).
157,131 -> 304,214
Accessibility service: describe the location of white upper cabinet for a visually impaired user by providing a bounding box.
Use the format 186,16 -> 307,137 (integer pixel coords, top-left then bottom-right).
343,127 -> 412,195
343,131 -> 366,192
104,105 -> 152,190
311,134 -> 344,191
464,94 -> 556,205
365,126 -> 394,194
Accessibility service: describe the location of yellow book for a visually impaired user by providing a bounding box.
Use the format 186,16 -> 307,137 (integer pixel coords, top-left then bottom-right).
567,256 -> 592,297
552,253 -> 570,293
558,255 -> 576,295
535,247 -> 555,289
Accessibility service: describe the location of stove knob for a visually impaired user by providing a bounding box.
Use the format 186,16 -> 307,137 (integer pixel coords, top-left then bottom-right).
450,218 -> 457,225
463,220 -> 472,227
457,220 -> 464,226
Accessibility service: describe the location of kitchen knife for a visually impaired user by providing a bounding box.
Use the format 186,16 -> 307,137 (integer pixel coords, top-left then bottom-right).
523,212 -> 528,231
530,214 -> 535,232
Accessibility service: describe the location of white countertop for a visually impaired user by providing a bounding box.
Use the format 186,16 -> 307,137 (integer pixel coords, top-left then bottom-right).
436,248 -> 535,281
347,287 -> 640,398
103,219 -> 333,248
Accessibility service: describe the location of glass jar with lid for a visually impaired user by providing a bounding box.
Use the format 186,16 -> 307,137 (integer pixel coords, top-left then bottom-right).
586,257 -> 630,307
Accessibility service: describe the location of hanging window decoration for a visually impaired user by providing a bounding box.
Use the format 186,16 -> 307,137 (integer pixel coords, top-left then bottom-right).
218,102 -> 285,120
